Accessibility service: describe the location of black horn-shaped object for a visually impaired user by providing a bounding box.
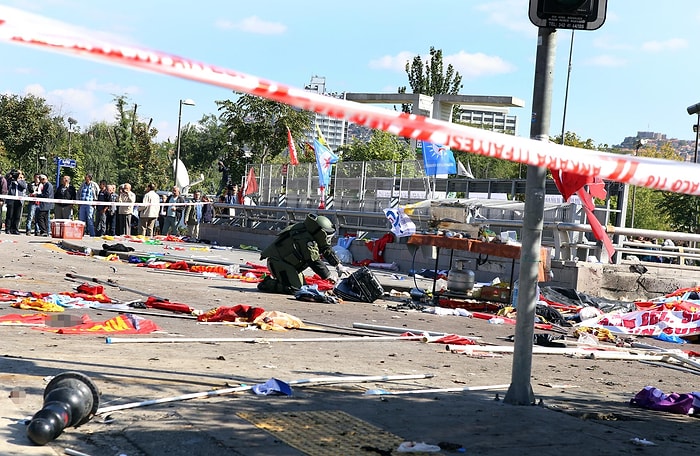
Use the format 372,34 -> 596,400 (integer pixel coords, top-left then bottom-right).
26,372 -> 100,445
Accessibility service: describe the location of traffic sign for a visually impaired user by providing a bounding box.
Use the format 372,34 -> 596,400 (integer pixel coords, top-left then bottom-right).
55,157 -> 77,168
529,0 -> 607,30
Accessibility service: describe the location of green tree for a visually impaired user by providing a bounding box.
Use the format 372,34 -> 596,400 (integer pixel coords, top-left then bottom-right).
629,142 -> 682,231
178,114 -> 230,194
338,129 -> 413,162
80,121 -> 118,184
398,46 -> 463,115
112,96 -> 164,193
216,94 -> 313,181
658,192 -> 699,233
643,142 -> 698,233
0,94 -> 62,175
551,131 -> 597,150
450,121 -> 521,180
465,154 -> 521,179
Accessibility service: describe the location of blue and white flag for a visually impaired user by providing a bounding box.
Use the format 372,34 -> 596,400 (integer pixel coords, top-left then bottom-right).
383,207 -> 416,238
421,141 -> 456,176
313,137 -> 338,188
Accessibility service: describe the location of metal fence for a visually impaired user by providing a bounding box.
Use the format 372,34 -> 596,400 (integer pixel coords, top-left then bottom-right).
230,161 -> 700,265
211,202 -> 700,267
247,160 -> 433,210
246,160 -> 588,209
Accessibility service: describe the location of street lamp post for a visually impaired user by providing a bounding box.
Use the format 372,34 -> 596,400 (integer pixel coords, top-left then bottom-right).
686,102 -> 700,163
175,98 -> 195,187
694,116 -> 700,164
67,117 -> 77,155
630,139 -> 646,229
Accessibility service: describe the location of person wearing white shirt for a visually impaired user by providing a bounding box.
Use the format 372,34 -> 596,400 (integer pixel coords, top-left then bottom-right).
138,183 -> 161,237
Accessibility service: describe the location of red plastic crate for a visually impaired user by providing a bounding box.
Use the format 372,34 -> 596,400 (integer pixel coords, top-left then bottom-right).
51,220 -> 85,239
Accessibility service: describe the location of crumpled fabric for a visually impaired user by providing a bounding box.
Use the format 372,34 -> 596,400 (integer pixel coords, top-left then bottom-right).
303,275 -> 335,291
397,441 -> 441,453
57,292 -> 111,305
251,378 -> 293,396
197,304 -> 266,322
428,334 -> 477,346
12,298 -> 65,312
337,236 -> 355,249
253,310 -> 305,330
630,386 -> 700,415
167,260 -> 190,271
294,285 -> 339,304
364,232 -> 394,263
102,242 -> 135,252
574,326 -> 618,343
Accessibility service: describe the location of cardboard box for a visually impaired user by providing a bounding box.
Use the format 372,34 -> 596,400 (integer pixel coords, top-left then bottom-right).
51,219 -> 85,239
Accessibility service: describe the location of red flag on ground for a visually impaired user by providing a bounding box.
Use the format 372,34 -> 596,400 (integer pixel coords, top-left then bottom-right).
144,296 -> 195,314
244,167 -> 258,196
34,314 -> 160,335
0,313 -> 50,325
197,304 -> 266,322
286,126 -> 299,166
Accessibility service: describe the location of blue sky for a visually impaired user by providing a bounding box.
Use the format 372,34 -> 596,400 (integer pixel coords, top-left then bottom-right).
1,0 -> 699,148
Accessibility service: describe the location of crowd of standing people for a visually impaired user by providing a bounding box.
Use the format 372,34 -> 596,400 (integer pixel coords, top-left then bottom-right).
0,169 -> 215,239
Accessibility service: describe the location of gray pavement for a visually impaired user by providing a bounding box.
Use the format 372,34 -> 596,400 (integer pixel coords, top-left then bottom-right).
0,233 -> 698,456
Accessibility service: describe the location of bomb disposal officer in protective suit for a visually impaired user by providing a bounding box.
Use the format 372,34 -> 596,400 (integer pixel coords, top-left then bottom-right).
258,213 -> 350,294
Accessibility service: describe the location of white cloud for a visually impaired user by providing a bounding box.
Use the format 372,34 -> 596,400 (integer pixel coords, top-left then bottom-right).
215,16 -> 286,35
641,38 -> 688,52
445,51 -> 515,78
583,55 -> 627,67
592,36 -> 634,52
369,50 -> 514,79
23,83 -> 46,97
475,0 -> 535,34
368,51 -> 415,72
19,82 -> 120,125
85,79 -> 140,95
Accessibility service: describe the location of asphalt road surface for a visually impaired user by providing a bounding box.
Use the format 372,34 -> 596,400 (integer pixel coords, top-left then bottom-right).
0,234 -> 698,456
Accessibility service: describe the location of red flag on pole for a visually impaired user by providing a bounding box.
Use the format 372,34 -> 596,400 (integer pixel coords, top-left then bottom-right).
551,170 -> 615,259
244,167 -> 258,196
286,126 -> 299,166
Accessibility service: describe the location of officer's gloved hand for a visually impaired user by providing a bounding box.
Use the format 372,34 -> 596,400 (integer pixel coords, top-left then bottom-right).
336,265 -> 350,278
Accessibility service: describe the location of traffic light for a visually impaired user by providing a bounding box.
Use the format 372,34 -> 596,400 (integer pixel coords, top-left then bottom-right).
529,0 -> 607,30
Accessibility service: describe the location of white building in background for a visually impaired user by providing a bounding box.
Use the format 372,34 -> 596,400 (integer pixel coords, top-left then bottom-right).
456,105 -> 518,134
303,76 -> 347,151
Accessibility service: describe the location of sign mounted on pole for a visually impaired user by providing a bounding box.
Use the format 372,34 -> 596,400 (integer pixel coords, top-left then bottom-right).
529,0 -> 607,30
55,157 -> 77,168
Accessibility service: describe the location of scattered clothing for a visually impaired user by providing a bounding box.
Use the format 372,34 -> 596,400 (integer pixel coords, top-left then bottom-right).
631,386 -> 700,415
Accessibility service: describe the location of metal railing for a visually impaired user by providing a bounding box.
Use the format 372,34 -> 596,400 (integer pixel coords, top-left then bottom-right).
209,203 -> 700,268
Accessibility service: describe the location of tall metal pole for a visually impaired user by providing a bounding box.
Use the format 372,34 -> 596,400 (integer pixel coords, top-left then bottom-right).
694,113 -> 699,164
173,98 -> 195,188
505,27 -> 557,406
560,30 -> 574,144
174,100 -> 183,187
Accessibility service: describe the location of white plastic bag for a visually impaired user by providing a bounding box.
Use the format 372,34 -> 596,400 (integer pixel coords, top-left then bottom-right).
332,245 -> 353,264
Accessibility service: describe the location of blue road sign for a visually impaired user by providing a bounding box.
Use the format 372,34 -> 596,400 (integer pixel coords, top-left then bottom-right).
55,158 -> 77,168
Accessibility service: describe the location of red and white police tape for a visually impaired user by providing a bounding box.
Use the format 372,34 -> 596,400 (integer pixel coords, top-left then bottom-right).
1,6 -> 698,195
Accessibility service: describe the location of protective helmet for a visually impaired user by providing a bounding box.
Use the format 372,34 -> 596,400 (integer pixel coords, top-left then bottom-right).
316,216 -> 336,235
304,213 -> 335,236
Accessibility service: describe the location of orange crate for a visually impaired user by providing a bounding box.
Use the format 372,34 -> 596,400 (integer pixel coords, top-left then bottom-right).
51,220 -> 85,239
477,286 -> 511,303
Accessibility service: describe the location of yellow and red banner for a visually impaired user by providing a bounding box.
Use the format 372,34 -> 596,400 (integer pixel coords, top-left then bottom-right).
34,314 -> 160,335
